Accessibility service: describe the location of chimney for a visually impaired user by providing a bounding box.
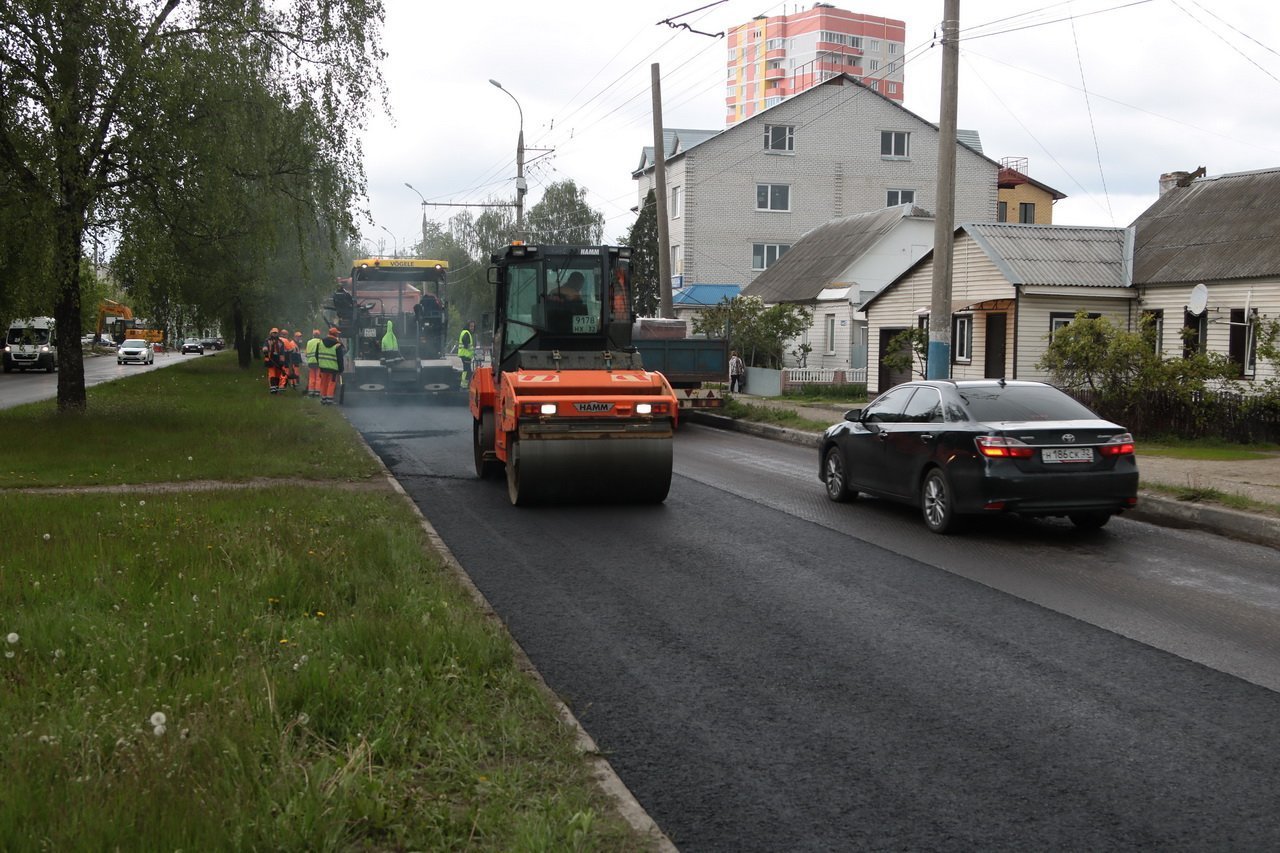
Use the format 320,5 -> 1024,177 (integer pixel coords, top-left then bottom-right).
1159,166 -> 1207,196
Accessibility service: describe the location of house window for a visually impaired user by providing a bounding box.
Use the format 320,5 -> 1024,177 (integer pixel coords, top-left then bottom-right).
764,124 -> 794,152
824,314 -> 836,354
1049,311 -> 1101,341
766,37 -> 785,50
756,183 -> 790,211
867,39 -> 881,52
868,58 -> 880,71
1019,202 -> 1036,223
1182,310 -> 1207,359
881,130 -> 909,158
952,315 -> 972,363
672,244 -> 683,276
998,201 -> 1008,222
886,82 -> 898,95
1141,309 -> 1164,355
1229,307 -> 1256,377
889,42 -> 900,54
671,185 -> 682,219
751,243 -> 790,270
887,188 -> 915,207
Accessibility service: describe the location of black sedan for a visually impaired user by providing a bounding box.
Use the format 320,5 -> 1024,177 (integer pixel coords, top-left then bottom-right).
181,339 -> 204,354
819,379 -> 1138,533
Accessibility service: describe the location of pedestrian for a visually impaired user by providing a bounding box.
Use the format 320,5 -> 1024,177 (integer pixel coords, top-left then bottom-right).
304,329 -> 323,397
729,350 -> 746,393
458,320 -> 475,390
262,327 -> 288,394
381,320 -> 401,364
316,326 -> 346,405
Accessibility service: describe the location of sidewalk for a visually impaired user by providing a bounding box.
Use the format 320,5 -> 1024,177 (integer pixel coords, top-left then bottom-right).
688,396 -> 1280,549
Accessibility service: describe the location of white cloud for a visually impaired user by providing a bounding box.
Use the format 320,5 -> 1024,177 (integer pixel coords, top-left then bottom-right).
361,0 -> 1280,252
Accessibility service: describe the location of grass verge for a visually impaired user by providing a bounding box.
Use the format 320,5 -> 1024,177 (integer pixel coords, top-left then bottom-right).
0,358 -> 652,850
723,398 -> 832,433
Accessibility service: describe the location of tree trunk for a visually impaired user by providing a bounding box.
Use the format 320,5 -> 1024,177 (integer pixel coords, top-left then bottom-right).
53,204 -> 87,413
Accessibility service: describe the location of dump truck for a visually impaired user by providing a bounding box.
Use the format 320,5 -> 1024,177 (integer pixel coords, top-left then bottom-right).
469,243 -> 680,505
337,257 -> 455,396
631,317 -> 729,411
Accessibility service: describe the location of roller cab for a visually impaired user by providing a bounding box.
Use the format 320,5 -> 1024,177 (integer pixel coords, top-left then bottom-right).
470,244 -> 679,505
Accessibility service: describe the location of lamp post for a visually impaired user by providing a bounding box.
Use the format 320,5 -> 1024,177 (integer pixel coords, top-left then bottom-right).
489,78 -> 526,233
404,182 -> 428,256
379,225 -> 398,258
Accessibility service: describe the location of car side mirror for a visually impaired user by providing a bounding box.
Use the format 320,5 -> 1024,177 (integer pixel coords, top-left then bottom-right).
844,407 -> 863,423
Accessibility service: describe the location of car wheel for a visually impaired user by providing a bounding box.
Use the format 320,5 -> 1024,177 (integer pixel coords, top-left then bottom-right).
921,468 -> 962,534
117,359 -> 123,364
1069,512 -> 1112,530
823,445 -> 856,503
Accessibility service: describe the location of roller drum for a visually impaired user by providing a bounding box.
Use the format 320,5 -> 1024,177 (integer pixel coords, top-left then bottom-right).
506,435 -> 672,506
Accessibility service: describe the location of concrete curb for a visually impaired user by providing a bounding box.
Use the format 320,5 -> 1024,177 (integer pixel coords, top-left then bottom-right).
684,411 -> 1280,550
350,431 -> 678,852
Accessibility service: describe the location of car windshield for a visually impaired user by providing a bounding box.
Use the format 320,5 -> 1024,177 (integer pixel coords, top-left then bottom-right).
121,339 -> 147,347
959,385 -> 1099,422
7,327 -> 50,345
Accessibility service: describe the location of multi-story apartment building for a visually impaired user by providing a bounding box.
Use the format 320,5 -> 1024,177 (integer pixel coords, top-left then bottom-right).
633,74 -> 999,292
726,3 -> 905,125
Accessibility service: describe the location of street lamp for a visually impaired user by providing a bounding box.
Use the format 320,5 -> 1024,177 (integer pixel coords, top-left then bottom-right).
379,225 -> 397,258
489,78 -> 526,233
405,182 -> 428,257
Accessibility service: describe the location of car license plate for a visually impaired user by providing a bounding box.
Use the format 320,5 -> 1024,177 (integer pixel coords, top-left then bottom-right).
1042,447 -> 1093,464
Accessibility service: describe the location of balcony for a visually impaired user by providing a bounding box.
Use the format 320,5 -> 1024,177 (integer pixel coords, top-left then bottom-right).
764,66 -> 785,81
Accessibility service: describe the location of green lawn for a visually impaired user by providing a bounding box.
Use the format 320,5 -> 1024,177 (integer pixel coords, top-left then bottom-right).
0,358 -> 654,850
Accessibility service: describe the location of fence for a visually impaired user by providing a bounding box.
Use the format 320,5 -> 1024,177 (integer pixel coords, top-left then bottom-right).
782,367 -> 867,389
1067,387 -> 1280,444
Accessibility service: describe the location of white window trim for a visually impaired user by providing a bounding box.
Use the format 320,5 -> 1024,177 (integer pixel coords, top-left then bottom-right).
756,183 -> 791,212
952,314 -> 972,363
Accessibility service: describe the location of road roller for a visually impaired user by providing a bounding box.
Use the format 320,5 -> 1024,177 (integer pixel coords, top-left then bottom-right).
469,243 -> 679,505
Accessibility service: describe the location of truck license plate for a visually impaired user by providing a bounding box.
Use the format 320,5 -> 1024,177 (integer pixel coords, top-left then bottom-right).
1042,447 -> 1093,463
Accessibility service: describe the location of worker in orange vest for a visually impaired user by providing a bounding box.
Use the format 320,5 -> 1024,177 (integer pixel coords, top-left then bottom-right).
262,328 -> 288,394
290,331 -> 305,389
315,327 -> 346,405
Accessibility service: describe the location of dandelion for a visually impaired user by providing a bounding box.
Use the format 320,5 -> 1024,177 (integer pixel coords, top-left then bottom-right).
42,533 -> 51,541
150,711 -> 167,727
187,456 -> 193,461
4,651 -> 13,659
5,633 -> 17,645
279,639 -> 289,645
138,500 -> 145,507
297,713 -> 310,725
153,724 -> 166,736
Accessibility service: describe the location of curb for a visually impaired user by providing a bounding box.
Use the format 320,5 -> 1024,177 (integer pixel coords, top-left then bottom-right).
350,431 -> 678,852
684,411 -> 1280,550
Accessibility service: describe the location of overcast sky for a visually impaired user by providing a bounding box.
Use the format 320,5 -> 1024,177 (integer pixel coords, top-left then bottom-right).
358,0 -> 1280,259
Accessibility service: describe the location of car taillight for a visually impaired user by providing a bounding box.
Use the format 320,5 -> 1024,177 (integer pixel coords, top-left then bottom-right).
1098,433 -> 1136,456
975,435 -> 1034,458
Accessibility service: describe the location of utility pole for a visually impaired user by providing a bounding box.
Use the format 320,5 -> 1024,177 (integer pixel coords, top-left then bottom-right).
651,63 -> 674,319
928,0 -> 959,379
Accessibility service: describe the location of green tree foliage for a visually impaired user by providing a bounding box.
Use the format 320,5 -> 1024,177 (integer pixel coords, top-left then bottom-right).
1038,311 -> 1236,408
625,190 -> 661,318
0,0 -> 385,411
523,180 -> 603,246
692,295 -> 812,369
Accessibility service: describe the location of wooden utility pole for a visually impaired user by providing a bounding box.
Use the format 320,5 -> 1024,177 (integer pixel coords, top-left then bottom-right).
928,0 -> 959,378
651,63 -> 675,319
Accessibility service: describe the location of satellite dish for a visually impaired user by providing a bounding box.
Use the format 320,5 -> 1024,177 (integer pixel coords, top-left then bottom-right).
1188,283 -> 1208,316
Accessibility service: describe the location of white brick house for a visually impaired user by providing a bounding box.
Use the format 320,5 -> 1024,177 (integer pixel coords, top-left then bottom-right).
633,74 -> 999,293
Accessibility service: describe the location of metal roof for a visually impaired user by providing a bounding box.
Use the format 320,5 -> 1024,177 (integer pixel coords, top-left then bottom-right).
672,284 -> 740,306
964,222 -> 1132,288
1132,167 -> 1280,285
635,128 -> 720,176
741,204 -> 933,303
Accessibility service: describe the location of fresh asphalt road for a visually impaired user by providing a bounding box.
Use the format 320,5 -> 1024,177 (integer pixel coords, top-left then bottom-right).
0,349 -> 209,409
349,394 -> 1280,851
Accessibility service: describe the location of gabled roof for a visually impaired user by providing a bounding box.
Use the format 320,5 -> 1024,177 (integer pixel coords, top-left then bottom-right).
635,128 -> 720,175
673,284 -> 740,306
997,166 -> 1067,201
964,223 -> 1132,288
1132,167 -> 1280,285
741,204 -> 932,303
861,222 -> 1132,313
633,74 -> 998,178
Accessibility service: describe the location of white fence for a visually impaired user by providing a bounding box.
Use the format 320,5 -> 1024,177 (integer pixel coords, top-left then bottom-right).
783,367 -> 867,386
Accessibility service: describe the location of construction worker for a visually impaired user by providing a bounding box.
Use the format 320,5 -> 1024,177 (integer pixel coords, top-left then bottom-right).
304,329 -> 323,397
380,320 -> 401,364
262,328 -> 288,393
316,327 -> 346,405
458,320 -> 475,390
289,331 -> 305,389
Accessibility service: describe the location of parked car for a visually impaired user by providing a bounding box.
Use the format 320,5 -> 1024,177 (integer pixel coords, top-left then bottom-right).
117,339 -> 155,365
818,379 -> 1138,533
200,336 -> 224,350
181,339 -> 205,354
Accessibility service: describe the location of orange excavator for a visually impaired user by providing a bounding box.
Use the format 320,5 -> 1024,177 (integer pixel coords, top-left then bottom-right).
469,243 -> 679,505
95,299 -> 133,343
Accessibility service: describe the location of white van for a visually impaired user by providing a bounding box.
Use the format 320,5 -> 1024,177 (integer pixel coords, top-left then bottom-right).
3,317 -> 58,373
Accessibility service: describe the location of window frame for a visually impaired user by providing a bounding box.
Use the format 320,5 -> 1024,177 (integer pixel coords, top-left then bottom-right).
823,313 -> 836,355
1049,311 -> 1101,342
755,183 -> 791,212
887,188 -> 915,207
952,314 -> 972,363
670,185 -> 682,219
1018,202 -> 1036,224
764,124 -> 795,153
751,242 -> 791,271
880,130 -> 910,159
